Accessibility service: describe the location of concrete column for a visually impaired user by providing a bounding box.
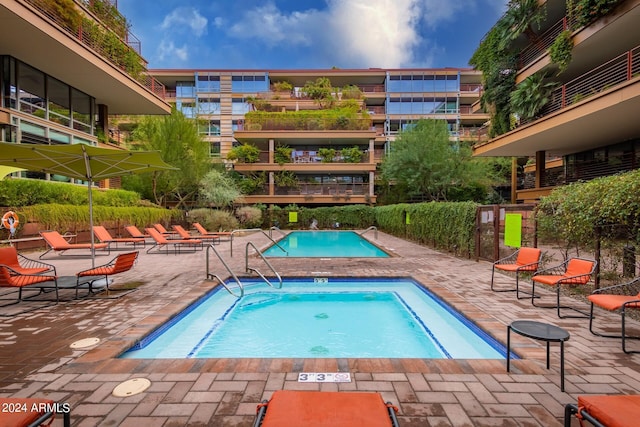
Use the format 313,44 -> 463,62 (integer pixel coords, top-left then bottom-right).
511,157 -> 518,204
97,104 -> 108,142
369,139 -> 374,163
535,150 -> 546,189
269,139 -> 274,164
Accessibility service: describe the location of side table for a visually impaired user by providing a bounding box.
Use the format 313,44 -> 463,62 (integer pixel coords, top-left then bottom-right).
507,320 -> 570,392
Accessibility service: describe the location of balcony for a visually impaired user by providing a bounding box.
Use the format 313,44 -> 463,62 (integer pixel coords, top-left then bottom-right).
241,183 -> 375,205
1,0 -> 170,114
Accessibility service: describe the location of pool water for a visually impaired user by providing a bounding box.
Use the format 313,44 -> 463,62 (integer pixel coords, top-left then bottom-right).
262,231 -> 389,257
122,278 -> 506,359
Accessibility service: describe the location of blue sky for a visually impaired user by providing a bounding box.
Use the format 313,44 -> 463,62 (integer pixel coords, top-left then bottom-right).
117,0 -> 509,70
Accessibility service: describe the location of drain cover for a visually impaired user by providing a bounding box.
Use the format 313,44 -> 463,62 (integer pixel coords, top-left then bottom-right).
112,378 -> 151,397
69,337 -> 100,349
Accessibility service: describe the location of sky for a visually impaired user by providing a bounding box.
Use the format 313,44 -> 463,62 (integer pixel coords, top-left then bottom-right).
117,0 -> 509,71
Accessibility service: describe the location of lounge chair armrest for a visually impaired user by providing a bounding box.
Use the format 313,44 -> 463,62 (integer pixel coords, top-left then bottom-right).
514,261 -> 541,271
17,253 -> 57,274
592,277 -> 640,296
494,251 -> 519,265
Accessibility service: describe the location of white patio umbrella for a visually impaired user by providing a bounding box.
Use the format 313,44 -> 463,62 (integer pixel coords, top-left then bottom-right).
0,142 -> 176,266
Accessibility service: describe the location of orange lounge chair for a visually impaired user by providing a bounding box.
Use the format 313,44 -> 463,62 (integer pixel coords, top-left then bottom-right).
0,246 -> 56,275
0,397 -> 70,427
253,390 -> 399,427
39,230 -> 108,259
153,223 -> 175,235
588,276 -> 640,353
531,257 -> 597,318
564,395 -> 640,427
0,265 -> 59,315
93,225 -> 145,250
72,251 -> 139,299
192,222 -> 232,241
172,225 -> 220,245
124,225 -> 150,239
146,228 -> 202,254
491,247 -> 542,299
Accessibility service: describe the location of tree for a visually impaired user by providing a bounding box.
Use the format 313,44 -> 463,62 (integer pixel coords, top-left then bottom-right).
302,77 -> 335,109
380,119 -> 498,202
122,108 -> 211,208
199,169 -> 242,208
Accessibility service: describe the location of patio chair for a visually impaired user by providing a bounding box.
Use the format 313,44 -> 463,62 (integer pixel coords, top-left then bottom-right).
39,230 -> 109,259
146,228 -> 203,254
172,225 -> 220,245
0,246 -> 56,275
564,394 -> 640,427
530,257 -> 597,318
0,265 -> 59,315
93,225 -> 145,250
71,251 -> 139,299
588,276 -> 640,354
253,390 -> 399,427
124,225 -> 150,239
491,247 -> 542,299
153,223 -> 174,235
192,222 -> 232,241
0,397 -> 70,427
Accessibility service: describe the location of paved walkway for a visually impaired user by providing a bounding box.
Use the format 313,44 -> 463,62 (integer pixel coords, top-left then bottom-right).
1,230 -> 639,426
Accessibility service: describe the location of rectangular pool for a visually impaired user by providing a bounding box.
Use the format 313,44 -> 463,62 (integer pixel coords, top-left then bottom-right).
121,278 -> 506,359
262,231 -> 389,257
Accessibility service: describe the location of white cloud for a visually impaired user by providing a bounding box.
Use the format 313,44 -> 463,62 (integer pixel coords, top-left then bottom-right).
160,7 -> 208,37
157,40 -> 188,62
222,0 -> 500,68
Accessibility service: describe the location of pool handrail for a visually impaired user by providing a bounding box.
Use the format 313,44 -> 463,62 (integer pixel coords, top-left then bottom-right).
268,226 -> 286,239
359,226 -> 378,239
230,228 -> 287,257
205,243 -> 244,298
245,242 -> 283,290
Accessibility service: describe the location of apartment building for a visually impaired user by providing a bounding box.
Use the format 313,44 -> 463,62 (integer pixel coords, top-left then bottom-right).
151,68 -> 488,206
472,0 -> 640,203
0,0 -> 170,185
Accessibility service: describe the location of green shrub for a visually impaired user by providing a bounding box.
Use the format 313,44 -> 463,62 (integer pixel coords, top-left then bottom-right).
187,208 -> 238,232
549,30 -> 573,73
226,143 -> 261,163
236,206 -> 263,228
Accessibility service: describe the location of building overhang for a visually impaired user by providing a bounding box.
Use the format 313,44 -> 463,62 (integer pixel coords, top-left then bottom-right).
0,0 -> 170,115
473,78 -> 640,157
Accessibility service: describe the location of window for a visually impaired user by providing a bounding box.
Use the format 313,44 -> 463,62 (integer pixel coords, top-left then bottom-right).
388,74 -> 459,92
210,141 -> 221,157
177,81 -> 196,97
231,75 -> 268,93
18,63 -> 46,118
48,77 -> 70,127
196,74 -> 220,92
71,88 -> 92,134
198,120 -> 220,136
177,101 -> 196,118
197,98 -> 220,115
232,98 -> 250,114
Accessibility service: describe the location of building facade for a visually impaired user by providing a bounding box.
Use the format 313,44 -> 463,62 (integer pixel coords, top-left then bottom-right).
151,68 -> 488,206
472,0 -> 640,203
0,0 -> 170,185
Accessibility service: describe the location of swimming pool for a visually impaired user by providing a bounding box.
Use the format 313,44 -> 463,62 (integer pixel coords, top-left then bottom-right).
262,231 -> 389,257
122,278 -> 506,359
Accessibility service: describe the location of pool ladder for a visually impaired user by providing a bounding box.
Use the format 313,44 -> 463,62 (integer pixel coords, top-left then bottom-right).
359,226 -> 378,239
205,242 -> 283,298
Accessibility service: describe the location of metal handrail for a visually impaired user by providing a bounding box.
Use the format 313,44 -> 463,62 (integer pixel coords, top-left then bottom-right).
359,226 -> 378,239
245,242 -> 283,289
269,226 -> 286,239
205,244 -> 244,298
230,228 -> 287,257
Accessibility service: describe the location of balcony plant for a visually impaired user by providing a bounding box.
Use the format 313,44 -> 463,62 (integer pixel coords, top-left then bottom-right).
318,148 -> 336,163
341,146 -> 363,163
274,171 -> 299,188
272,81 -> 293,93
510,72 -> 559,121
227,143 -> 260,163
549,30 -> 573,74
238,172 -> 267,195
341,85 -> 363,100
274,145 -> 293,165
498,0 -> 547,49
570,0 -> 624,28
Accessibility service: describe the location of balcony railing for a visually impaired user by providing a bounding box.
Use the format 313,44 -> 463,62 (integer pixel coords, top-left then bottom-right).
23,0 -> 165,99
522,44 -> 640,125
241,117 -> 372,131
249,183 -> 370,197
460,84 -> 483,92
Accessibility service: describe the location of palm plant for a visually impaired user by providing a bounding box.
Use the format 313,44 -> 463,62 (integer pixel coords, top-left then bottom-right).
510,73 -> 559,121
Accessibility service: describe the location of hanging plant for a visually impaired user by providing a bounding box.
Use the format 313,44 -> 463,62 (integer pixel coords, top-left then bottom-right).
549,30 -> 574,74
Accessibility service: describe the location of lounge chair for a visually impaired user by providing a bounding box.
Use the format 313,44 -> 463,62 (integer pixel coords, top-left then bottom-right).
588,276 -> 640,353
491,247 -> 542,299
172,224 -> 220,245
192,222 -> 232,241
124,225 -> 152,240
153,223 -> 174,235
0,246 -> 56,275
93,225 -> 145,250
254,390 -> 399,427
146,228 -> 203,254
564,395 -> 640,427
0,397 -> 70,427
39,230 -> 108,259
72,251 -> 139,299
0,265 -> 59,315
531,257 -> 597,318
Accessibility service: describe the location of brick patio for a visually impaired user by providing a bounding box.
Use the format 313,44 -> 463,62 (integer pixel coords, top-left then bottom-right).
1,230 -> 639,426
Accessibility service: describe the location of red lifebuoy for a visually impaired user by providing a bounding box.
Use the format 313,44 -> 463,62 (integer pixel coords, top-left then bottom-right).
1,211 -> 19,230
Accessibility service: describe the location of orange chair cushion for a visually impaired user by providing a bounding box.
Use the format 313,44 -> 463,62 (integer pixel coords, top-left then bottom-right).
0,247 -> 49,275
588,293 -> 640,311
577,395 -> 640,427
532,274 -> 567,285
515,248 -> 541,267
42,231 -> 107,250
260,390 -> 394,427
0,397 -> 54,427
565,258 -> 595,278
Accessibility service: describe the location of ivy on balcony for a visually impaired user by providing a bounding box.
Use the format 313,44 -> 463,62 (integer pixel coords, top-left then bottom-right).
243,103 -> 371,132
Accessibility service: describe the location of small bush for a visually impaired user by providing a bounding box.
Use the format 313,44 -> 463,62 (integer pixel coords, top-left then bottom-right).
188,208 -> 238,232
236,206 -> 262,228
